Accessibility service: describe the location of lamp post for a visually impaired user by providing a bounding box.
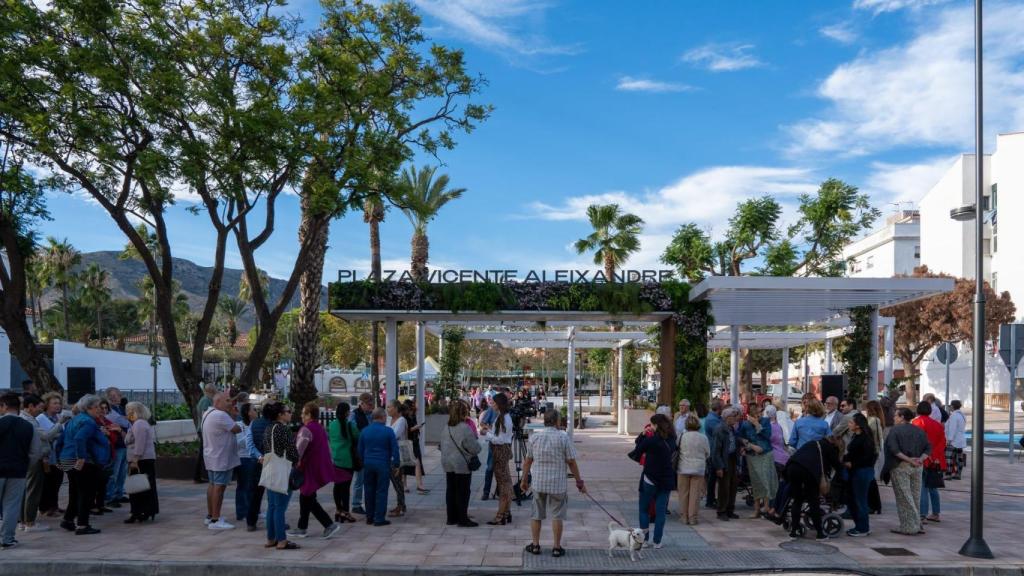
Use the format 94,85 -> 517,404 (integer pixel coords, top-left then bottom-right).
958,0 -> 993,559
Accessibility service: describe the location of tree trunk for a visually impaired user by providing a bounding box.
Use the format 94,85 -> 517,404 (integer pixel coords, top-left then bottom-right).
291,209 -> 330,410
368,208 -> 383,404
96,308 -> 103,349
605,256 -> 619,420
739,349 -> 754,405
411,230 -> 428,282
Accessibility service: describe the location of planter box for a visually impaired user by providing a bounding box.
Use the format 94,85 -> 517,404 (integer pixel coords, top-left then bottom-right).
423,413 -> 449,445
155,455 -> 198,481
624,409 -> 654,435
154,419 -> 196,441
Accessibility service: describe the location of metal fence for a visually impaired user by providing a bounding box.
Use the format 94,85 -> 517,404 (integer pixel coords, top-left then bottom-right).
120,388 -> 186,406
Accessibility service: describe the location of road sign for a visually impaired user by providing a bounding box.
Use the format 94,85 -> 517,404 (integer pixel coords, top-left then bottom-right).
937,342 -> 958,365
999,324 -> 1024,369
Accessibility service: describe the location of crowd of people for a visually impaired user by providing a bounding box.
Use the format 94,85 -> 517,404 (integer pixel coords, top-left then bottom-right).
631,391 -> 966,547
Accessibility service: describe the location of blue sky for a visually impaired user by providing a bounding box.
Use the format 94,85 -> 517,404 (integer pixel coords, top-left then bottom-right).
39,0 -> 1024,283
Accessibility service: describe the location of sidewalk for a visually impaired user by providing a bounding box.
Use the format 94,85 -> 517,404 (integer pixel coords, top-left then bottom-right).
3,426 -> 1024,575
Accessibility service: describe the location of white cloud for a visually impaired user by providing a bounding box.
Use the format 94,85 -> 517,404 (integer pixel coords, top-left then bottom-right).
787,2 -> 1024,157
681,43 -> 764,72
863,155 -> 957,205
615,76 -> 694,93
411,0 -> 579,56
819,22 -> 858,44
852,0 -> 950,15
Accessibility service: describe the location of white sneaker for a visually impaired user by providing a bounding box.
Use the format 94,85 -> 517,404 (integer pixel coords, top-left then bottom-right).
204,516 -> 213,525
208,519 -> 235,530
24,524 -> 51,533
653,542 -> 664,549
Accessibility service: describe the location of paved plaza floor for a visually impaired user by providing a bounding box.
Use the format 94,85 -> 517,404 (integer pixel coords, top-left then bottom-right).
4,424 -> 1024,575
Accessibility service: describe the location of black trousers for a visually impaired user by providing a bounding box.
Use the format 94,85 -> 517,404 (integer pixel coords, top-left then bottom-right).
446,472 -> 472,524
333,477 -> 353,513
787,463 -> 823,535
94,467 -> 111,509
716,454 -> 738,515
128,459 -> 159,518
705,458 -> 718,506
64,464 -> 100,527
39,465 -> 64,513
193,434 -> 206,482
246,462 -> 264,528
868,478 -> 881,513
298,493 -> 332,530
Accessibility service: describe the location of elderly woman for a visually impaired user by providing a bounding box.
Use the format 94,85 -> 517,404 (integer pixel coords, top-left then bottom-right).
57,394 -> 111,535
36,392 -> 66,518
124,402 -> 158,523
764,405 -> 791,524
676,415 -> 709,525
739,402 -> 777,519
789,399 -> 831,450
288,402 -> 343,540
440,400 -> 482,527
883,407 -> 931,536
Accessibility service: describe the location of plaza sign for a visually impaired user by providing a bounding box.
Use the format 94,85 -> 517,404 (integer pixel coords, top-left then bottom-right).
336,268 -> 677,283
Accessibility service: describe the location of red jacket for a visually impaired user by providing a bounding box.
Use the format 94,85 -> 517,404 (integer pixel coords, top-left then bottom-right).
912,415 -> 947,470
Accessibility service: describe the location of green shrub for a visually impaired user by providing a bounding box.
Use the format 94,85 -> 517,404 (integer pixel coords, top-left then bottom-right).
154,403 -> 192,421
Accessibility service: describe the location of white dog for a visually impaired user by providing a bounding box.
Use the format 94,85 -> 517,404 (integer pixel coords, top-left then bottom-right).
607,522 -> 646,561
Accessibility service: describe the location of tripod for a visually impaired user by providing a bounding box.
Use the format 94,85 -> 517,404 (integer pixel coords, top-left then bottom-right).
512,418 -> 533,505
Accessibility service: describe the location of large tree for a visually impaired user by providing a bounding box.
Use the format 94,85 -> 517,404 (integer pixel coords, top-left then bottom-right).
42,237 -> 81,340
882,266 -> 1016,403
397,165 -> 466,281
288,0 -> 490,410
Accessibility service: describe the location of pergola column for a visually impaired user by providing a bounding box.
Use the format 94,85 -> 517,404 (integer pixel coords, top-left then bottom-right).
781,347 -> 790,401
415,321 -> 426,453
884,323 -> 895,388
385,318 -> 398,403
616,345 -> 625,435
825,339 -> 834,373
869,308 -> 880,397
566,328 -> 576,440
730,326 -> 740,405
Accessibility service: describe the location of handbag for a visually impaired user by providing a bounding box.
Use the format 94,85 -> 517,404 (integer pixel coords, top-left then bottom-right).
125,467 -> 151,495
449,427 -> 481,471
258,424 -> 291,494
289,468 -> 305,491
816,441 -> 831,496
924,463 -> 945,488
398,439 -> 416,468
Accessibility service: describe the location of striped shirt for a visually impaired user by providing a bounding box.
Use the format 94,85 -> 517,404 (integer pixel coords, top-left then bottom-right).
526,426 -> 577,494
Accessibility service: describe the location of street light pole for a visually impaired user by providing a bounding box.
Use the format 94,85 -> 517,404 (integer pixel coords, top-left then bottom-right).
960,0 -> 993,559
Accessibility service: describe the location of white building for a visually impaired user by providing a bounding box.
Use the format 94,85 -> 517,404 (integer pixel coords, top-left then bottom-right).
842,210 -> 920,278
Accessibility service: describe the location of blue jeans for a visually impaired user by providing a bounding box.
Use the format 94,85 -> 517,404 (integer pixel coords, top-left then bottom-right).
265,489 -> 291,543
638,482 -> 670,545
352,470 -> 364,508
483,446 -> 495,496
0,477 -> 26,545
850,467 -> 873,532
236,458 -> 257,521
363,464 -> 391,524
106,447 -> 127,502
920,469 -> 940,516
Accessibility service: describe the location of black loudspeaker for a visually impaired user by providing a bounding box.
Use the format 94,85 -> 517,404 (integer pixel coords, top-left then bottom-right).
820,374 -> 847,401
66,367 -> 96,404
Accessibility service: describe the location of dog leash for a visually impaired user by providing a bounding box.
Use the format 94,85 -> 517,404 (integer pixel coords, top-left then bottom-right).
584,491 -> 626,527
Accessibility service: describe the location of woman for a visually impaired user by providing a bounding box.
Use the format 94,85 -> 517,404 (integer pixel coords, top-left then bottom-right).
403,399 -> 429,495
788,399 -> 831,450
288,402 -> 342,540
124,401 -> 158,523
482,392 -> 514,525
911,401 -> 946,525
785,437 -> 840,541
694,403 -> 709,435
676,415 -> 709,525
36,392 -> 66,518
738,402 -> 777,519
261,402 -> 300,550
386,400 -> 408,517
235,403 -> 258,524
93,400 -> 121,515
633,413 -> 677,548
865,400 -> 886,514
882,407 -> 931,536
774,401 -> 794,445
440,400 -> 482,527
57,394 -> 111,535
329,402 -> 360,523
843,413 -> 876,537
764,405 -> 790,523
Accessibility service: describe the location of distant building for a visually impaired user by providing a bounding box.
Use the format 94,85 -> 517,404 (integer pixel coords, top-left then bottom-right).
842,210 -> 920,278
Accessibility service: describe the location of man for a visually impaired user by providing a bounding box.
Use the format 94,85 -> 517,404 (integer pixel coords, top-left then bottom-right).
0,393 -> 35,549
831,398 -> 856,447
244,404 -> 271,531
479,395 -> 498,500
18,395 -> 51,533
350,392 -> 374,515
703,399 -> 723,508
103,388 -> 131,507
357,408 -> 399,527
711,407 -> 740,521
202,392 -> 241,530
193,383 -> 216,483
520,409 -> 586,557
674,399 -> 692,438
944,400 -> 966,480
922,393 -> 944,423
823,396 -> 840,428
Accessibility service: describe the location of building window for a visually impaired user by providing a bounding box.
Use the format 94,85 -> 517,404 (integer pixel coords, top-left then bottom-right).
866,255 -> 874,269
914,245 -> 920,259
983,239 -> 992,256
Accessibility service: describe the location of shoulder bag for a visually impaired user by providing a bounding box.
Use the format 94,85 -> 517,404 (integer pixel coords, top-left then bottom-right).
258,424 -> 291,494
448,426 -> 481,471
815,440 -> 831,496
125,464 -> 151,494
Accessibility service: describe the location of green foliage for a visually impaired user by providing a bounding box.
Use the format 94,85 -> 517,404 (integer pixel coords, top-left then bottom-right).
574,204 -> 645,277
840,306 -> 874,400
155,440 -> 200,457
154,403 -> 192,421
437,327 -> 465,401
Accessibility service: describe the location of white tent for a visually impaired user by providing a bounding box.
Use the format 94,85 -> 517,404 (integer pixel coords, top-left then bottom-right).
399,356 -> 440,382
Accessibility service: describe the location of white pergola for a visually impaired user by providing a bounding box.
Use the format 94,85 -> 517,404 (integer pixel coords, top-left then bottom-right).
691,276 -> 953,403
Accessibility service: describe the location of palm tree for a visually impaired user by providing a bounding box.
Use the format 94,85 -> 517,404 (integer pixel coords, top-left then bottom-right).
573,204 -> 644,282
397,165 -> 466,281
25,253 -> 47,334
42,237 -> 81,340
217,296 -> 247,347
364,193 -> 386,402
78,263 -> 111,347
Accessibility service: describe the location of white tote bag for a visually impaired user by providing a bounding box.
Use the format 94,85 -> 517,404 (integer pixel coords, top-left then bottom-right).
259,424 -> 290,495
125,471 -> 151,495
398,439 -> 415,468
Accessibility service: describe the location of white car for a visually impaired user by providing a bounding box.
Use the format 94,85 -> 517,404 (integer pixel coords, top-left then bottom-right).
766,384 -> 804,402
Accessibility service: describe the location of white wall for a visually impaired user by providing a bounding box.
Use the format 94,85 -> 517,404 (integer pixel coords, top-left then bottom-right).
919,156 -> 985,279
843,217 -> 920,278
918,343 -> 1022,410
54,340 -> 176,392
991,133 -> 1024,321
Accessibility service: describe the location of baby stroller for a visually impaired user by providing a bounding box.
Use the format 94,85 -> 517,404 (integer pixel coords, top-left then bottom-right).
778,469 -> 845,538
